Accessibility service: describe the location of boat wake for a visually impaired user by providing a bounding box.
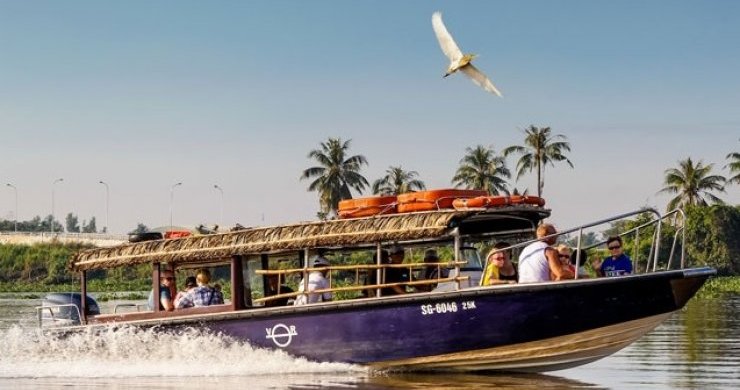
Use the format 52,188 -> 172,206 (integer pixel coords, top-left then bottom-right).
0,325 -> 364,378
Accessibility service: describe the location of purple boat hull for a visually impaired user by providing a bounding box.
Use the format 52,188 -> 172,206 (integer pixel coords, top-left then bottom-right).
185,267 -> 712,371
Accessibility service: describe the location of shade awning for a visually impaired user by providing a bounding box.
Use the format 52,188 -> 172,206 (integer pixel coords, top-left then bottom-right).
70,211 -> 473,272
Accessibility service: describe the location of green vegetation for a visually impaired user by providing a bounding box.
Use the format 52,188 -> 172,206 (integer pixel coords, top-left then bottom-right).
0,215 -> 62,233
695,276 -> 740,299
601,205 -> 739,276
660,158 -> 726,211
503,125 -> 573,197
452,145 -> 511,195
724,150 -> 740,185
300,137 -> 369,219
0,242 -> 152,292
685,205 -> 740,275
95,291 -> 148,302
372,166 -> 426,195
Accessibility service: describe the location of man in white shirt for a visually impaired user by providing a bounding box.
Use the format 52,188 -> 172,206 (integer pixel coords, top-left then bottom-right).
294,256 -> 333,305
518,224 -> 574,283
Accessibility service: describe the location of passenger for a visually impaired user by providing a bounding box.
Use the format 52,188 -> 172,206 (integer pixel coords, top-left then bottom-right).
147,269 -> 175,311
294,256 -> 333,305
416,249 -> 447,292
175,268 -> 224,308
556,244 -> 576,277
264,274 -> 294,307
173,276 -> 197,308
482,242 -> 518,285
593,236 -> 633,277
363,250 -> 389,297
570,249 -> 591,278
518,224 -> 575,283
382,245 -> 410,295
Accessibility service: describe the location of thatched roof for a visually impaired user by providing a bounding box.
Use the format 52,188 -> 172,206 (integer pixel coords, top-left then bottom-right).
70,211 -> 476,272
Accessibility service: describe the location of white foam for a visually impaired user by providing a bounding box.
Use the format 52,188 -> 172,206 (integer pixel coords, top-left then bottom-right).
0,325 -> 365,378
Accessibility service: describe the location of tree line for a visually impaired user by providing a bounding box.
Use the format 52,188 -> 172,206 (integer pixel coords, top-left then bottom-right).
301,128 -> 739,218
0,213 -> 98,233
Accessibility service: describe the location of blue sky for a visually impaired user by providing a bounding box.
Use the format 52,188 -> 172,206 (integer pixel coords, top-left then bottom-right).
1,0 -> 738,234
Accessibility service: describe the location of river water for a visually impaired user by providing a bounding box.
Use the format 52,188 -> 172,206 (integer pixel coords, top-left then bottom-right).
0,295 -> 737,389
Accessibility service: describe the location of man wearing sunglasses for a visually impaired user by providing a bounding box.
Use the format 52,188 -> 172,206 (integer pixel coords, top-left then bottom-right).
147,270 -> 175,311
593,236 -> 633,277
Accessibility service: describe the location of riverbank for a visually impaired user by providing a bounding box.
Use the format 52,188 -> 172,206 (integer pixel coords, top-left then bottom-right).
0,280 -> 149,301
694,276 -> 740,298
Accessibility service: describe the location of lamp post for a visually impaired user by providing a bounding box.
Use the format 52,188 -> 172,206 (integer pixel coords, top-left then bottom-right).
5,183 -> 17,232
51,178 -> 63,233
99,181 -> 109,233
169,182 -> 182,228
213,184 -> 224,227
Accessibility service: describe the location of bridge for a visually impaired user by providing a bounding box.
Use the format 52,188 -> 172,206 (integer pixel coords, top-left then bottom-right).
0,232 -> 127,247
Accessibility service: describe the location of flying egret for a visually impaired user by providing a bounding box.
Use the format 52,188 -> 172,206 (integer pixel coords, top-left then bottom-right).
432,11 -> 502,97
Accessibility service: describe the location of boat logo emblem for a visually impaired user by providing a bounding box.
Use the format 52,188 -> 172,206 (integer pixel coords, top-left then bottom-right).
265,323 -> 297,347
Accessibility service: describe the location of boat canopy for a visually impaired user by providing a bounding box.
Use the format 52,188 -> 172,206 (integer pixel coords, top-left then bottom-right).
70,207 -> 548,272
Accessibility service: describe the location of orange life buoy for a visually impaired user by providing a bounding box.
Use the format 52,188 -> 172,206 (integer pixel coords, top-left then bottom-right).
452,196 -> 511,209
509,195 -> 546,207
164,230 -> 191,239
453,195 -> 546,210
396,189 -> 487,213
338,196 -> 397,218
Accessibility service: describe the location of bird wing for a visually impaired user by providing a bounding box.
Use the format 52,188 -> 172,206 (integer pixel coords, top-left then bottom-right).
432,11 -> 463,62
460,64 -> 503,97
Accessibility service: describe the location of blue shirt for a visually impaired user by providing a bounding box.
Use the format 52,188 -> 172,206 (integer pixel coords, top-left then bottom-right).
601,253 -> 633,277
176,285 -> 224,308
147,285 -> 172,310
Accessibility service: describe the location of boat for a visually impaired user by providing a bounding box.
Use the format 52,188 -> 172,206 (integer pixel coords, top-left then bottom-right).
39,194 -> 714,372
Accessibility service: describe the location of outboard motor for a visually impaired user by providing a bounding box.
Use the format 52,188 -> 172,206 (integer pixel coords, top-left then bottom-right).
41,293 -> 100,326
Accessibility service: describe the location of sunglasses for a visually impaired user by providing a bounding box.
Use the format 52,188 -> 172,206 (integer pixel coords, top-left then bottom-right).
608,245 -> 621,250
559,254 -> 570,259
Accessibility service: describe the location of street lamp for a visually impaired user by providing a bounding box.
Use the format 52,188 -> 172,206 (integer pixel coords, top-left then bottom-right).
213,184 -> 224,227
99,180 -> 109,233
51,178 -> 63,233
169,182 -> 182,228
5,183 -> 17,232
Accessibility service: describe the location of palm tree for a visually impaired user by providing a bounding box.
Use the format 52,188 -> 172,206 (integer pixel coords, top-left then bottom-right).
300,138 -> 369,217
372,166 -> 426,195
659,157 -> 726,211
503,126 -> 573,197
726,150 -> 740,185
452,145 -> 511,195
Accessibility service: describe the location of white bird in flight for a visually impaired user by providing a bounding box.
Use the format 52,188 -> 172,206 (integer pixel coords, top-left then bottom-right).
432,11 -> 502,97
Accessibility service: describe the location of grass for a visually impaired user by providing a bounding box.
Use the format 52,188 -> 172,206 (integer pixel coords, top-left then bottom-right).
95,291 -> 148,301
695,276 -> 740,299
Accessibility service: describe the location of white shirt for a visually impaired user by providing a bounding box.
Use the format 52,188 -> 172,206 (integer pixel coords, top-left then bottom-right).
293,271 -> 332,305
518,241 -> 551,283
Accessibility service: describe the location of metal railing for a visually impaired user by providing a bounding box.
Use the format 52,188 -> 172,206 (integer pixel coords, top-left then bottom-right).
577,208 -> 686,273
254,260 -> 470,305
113,303 -> 150,314
490,208 -> 687,279
36,303 -> 82,328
